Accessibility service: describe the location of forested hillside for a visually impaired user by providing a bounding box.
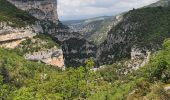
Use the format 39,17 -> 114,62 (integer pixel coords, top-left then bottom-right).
98,6 -> 170,65
0,39 -> 170,100
0,0 -> 170,99
63,16 -> 114,45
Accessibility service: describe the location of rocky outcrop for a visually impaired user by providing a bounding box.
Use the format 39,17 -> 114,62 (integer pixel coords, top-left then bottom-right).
0,22 -> 65,68
123,48 -> 151,74
0,22 -> 36,48
7,0 -> 58,23
25,48 -> 65,68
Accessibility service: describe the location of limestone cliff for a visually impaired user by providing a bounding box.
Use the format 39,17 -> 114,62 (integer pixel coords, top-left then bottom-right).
7,0 -> 58,23
25,48 -> 65,68
0,22 -> 36,48
0,0 -> 66,68
15,34 -> 65,68
4,0 -> 97,67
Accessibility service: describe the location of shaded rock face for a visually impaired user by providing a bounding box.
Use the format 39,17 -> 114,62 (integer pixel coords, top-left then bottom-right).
7,0 -> 58,23
37,21 -> 97,67
62,38 -> 97,67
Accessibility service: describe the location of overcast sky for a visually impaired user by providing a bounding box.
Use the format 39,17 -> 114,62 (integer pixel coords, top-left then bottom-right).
58,0 -> 158,21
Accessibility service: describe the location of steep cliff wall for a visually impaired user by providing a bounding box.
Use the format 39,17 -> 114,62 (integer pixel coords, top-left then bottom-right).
5,0 -> 97,67
7,0 -> 58,23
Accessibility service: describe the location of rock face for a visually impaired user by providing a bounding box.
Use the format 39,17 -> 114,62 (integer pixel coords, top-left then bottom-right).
123,48 -> 151,74
25,48 -> 65,68
36,19 -> 97,67
0,22 -> 36,48
7,0 -> 58,23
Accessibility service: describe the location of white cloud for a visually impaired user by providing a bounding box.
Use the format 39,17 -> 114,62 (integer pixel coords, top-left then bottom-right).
58,0 -> 159,20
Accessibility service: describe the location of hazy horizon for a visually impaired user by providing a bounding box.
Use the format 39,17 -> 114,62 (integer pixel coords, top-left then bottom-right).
58,0 -> 159,21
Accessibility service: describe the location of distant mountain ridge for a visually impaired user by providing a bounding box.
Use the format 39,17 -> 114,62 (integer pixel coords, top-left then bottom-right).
146,0 -> 170,7
62,16 -> 115,45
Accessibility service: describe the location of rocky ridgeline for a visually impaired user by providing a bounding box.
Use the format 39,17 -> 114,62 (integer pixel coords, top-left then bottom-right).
25,48 -> 65,68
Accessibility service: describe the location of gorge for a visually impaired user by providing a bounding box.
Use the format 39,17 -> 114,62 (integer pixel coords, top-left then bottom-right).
0,0 -> 170,99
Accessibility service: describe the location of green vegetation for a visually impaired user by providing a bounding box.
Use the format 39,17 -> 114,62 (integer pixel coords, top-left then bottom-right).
0,49 -> 111,99
90,39 -> 170,99
1,38 -> 170,99
15,34 -> 60,55
0,0 -> 36,27
99,6 -> 170,65
114,6 -> 170,49
89,18 -> 113,45
0,0 -> 170,99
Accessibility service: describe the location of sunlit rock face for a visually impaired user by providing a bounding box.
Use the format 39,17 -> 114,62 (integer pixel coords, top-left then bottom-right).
7,0 -> 58,23
0,22 -> 36,48
25,48 -> 65,68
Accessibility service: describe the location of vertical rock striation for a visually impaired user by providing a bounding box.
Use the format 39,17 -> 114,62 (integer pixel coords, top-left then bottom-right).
7,0 -> 58,23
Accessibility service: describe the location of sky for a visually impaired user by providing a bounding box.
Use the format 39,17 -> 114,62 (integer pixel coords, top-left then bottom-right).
58,0 -> 159,21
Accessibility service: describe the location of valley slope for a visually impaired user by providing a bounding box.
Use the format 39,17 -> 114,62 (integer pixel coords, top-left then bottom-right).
0,0 -> 170,99
97,5 -> 170,66
63,16 -> 115,45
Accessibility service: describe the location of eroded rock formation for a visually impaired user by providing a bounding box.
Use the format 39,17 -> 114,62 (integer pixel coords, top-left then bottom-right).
25,48 -> 65,68
0,22 -> 36,48
7,0 -> 58,23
